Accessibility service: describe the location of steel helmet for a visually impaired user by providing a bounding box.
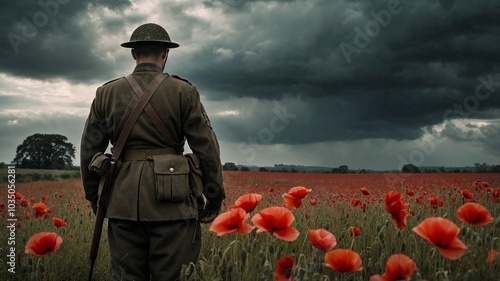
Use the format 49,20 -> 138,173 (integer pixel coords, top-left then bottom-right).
121,23 -> 179,48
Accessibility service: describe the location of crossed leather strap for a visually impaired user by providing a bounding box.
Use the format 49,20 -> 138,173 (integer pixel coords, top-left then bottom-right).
113,73 -> 183,161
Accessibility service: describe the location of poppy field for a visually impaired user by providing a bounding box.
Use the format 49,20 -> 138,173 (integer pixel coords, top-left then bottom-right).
1,171 -> 500,280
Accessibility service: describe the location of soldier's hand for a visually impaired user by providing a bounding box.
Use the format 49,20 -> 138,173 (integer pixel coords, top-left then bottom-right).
199,212 -> 218,224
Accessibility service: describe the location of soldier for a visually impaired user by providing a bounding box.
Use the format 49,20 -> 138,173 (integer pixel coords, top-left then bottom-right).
80,23 -> 225,280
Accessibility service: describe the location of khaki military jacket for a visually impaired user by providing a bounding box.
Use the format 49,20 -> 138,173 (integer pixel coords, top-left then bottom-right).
80,63 -> 225,221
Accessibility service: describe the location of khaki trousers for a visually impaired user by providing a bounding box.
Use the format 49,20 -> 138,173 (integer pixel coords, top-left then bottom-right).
107,218 -> 201,281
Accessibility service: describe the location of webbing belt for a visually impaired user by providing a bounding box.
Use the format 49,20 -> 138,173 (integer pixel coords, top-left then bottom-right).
122,148 -> 180,161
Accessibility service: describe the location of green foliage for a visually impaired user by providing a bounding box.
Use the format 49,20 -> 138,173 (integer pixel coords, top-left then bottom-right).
0,168 -> 80,183
402,164 -> 420,173
13,133 -> 76,169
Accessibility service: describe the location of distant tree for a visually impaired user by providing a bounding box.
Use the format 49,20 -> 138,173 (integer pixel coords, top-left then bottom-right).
439,166 -> 445,173
258,167 -> 269,172
13,133 -> 75,169
239,166 -> 250,172
339,165 -> 348,174
493,165 -> 500,173
474,162 -> 490,173
401,164 -> 420,173
0,162 -> 5,168
223,162 -> 238,171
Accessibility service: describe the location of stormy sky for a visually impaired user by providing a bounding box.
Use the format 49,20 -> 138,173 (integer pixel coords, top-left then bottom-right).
1,0 -> 499,170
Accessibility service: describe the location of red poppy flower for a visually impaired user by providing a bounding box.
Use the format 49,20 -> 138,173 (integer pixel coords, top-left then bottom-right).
351,198 -> 363,207
51,217 -> 67,228
412,217 -> 467,260
427,195 -> 444,209
251,206 -> 299,241
456,202 -> 494,226
274,255 -> 294,281
25,232 -> 63,256
486,249 -> 499,264
492,188 -> 500,201
32,202 -> 48,219
0,202 -> 4,209
324,249 -> 363,273
309,198 -> 318,206
370,254 -> 417,281
209,208 -> 255,236
472,181 -> 490,190
308,229 -> 337,252
460,190 -> 473,200
360,187 -> 370,196
40,196 -> 47,202
229,193 -> 262,213
405,189 -> 414,196
15,192 -> 23,200
20,199 -> 29,207
282,186 -> 311,209
384,191 -> 406,215
349,226 -> 361,237
384,191 -> 408,230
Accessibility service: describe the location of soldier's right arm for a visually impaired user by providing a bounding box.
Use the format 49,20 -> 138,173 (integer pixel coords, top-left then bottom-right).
80,92 -> 110,210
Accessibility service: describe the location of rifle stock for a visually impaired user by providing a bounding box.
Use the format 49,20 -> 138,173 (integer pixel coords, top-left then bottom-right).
88,161 -> 116,281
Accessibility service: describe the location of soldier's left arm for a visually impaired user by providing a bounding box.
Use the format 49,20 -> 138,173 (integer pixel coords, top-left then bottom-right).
181,85 -> 225,215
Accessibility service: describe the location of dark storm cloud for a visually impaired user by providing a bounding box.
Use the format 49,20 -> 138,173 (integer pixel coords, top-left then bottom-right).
0,0 -> 131,82
185,0 -> 500,146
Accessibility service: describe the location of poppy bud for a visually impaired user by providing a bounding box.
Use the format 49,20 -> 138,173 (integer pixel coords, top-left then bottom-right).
460,226 -> 468,237
463,269 -> 475,281
495,215 -> 500,228
263,260 -> 272,274
378,231 -> 385,243
241,249 -> 247,264
213,254 -> 220,267
268,244 -> 274,254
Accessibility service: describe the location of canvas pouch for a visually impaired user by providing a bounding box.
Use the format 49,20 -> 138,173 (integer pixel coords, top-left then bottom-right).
152,154 -> 189,202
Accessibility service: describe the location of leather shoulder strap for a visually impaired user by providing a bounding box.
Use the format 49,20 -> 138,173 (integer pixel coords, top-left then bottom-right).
125,74 -> 184,151
112,73 -> 168,161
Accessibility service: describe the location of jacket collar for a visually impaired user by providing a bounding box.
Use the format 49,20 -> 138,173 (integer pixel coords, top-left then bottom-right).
133,63 -> 163,73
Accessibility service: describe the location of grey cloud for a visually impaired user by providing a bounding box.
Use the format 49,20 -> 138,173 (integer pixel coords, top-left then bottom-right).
0,0 -> 131,82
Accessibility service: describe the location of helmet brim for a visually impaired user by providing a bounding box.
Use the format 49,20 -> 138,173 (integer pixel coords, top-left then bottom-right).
120,40 -> 180,48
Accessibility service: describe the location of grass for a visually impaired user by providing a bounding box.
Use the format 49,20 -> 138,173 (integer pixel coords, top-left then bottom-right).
0,167 -> 81,183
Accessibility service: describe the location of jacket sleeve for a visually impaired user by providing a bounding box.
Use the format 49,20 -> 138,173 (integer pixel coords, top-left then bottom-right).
182,86 -> 225,214
80,91 -> 110,209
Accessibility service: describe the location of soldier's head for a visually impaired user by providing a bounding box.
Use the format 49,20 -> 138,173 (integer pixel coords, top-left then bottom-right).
121,23 -> 179,69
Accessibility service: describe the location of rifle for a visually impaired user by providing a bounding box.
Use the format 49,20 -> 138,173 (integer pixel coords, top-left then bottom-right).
87,73 -> 168,281
87,159 -> 115,281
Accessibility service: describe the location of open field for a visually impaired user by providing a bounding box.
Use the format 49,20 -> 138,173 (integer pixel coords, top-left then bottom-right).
1,172 -> 499,280
0,167 -> 80,183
